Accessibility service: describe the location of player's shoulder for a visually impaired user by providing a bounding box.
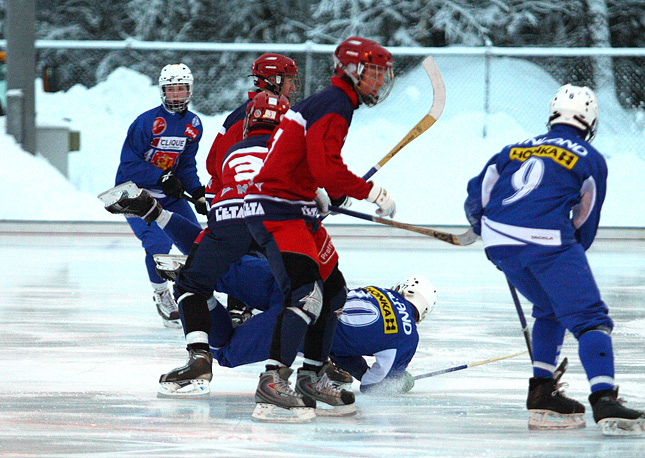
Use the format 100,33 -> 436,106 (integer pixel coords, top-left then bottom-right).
132,105 -> 164,124
184,110 -> 203,130
224,100 -> 252,127
294,84 -> 353,120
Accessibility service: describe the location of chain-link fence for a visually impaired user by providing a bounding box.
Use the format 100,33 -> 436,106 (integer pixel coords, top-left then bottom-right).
7,41 -> 645,155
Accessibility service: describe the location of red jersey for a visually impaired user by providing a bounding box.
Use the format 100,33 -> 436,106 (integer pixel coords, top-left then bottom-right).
205,92 -> 258,199
248,78 -> 371,203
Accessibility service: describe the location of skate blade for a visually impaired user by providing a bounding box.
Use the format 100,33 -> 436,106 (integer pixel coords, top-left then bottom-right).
97,181 -> 140,206
153,254 -> 188,273
162,318 -> 183,329
315,404 -> 357,417
157,379 -> 210,399
528,410 -> 586,430
251,403 -> 316,423
329,382 -> 353,391
598,418 -> 645,435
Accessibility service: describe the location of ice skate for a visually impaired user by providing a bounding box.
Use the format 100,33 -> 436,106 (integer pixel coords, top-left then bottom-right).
158,349 -> 213,398
589,387 -> 645,435
527,358 -> 586,430
325,359 -> 354,390
153,288 -> 182,328
97,181 -> 140,207
153,254 -> 188,282
296,365 -> 356,417
99,182 -> 162,224
227,296 -> 252,328
252,367 -> 316,423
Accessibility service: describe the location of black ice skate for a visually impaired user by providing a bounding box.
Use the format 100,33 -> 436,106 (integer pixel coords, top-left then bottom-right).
158,349 -> 213,398
99,181 -> 162,224
296,365 -> 357,417
589,387 -> 645,435
252,366 -> 316,423
527,358 -> 586,430
325,359 -> 354,390
227,296 -> 252,328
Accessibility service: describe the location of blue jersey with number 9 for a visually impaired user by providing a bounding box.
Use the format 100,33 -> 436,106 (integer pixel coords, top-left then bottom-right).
465,124 -> 607,251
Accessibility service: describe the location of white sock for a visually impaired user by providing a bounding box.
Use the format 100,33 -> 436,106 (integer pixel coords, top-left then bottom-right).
156,210 -> 171,229
152,281 -> 168,292
186,331 -> 209,345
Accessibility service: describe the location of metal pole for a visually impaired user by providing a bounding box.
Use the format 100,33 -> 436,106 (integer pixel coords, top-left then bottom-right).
483,39 -> 492,139
304,40 -> 313,99
6,0 -> 36,154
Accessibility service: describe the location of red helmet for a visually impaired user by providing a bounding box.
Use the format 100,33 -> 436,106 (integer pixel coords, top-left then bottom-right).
243,92 -> 290,138
334,36 -> 394,107
251,53 -> 300,100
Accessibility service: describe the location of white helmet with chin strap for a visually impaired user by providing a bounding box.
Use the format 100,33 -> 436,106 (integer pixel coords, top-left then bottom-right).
393,275 -> 437,324
159,63 -> 194,113
547,84 -> 599,142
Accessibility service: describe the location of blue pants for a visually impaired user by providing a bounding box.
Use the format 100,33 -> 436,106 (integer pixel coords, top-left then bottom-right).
487,243 -> 612,338
488,243 -> 615,390
126,197 -> 198,283
175,223 -> 256,298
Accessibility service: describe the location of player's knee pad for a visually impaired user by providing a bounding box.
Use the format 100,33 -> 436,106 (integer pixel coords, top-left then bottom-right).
287,280 -> 324,324
175,290 -> 211,333
280,253 -> 323,323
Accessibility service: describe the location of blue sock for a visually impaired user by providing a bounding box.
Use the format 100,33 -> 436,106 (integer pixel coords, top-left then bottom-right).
532,318 -> 565,378
578,330 -> 614,392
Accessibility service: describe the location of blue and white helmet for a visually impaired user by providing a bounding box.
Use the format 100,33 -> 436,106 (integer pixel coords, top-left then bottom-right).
393,275 -> 437,323
159,63 -> 194,113
547,84 -> 599,142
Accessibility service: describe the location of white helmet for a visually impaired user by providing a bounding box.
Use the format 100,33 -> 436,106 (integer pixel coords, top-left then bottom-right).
547,84 -> 599,142
159,63 -> 194,113
393,275 -> 437,323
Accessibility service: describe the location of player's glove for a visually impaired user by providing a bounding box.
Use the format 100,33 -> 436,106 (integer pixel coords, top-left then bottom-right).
330,195 -> 352,214
158,170 -> 184,199
399,371 -> 415,393
366,182 -> 396,218
191,186 -> 208,215
314,188 -> 331,216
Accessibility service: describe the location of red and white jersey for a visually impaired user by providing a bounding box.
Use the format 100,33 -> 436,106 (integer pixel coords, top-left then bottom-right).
209,132 -> 272,225
248,78 -> 371,203
205,92 -> 257,200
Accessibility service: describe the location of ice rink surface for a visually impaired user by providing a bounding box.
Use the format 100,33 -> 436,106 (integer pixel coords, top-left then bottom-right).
1,226 -> 644,457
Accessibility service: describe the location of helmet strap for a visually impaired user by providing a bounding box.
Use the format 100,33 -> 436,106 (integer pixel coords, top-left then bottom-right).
255,75 -> 280,95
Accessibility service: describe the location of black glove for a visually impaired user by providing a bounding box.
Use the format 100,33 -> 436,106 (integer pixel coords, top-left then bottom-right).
330,195 -> 351,215
158,170 -> 184,199
191,186 -> 208,215
330,195 -> 349,207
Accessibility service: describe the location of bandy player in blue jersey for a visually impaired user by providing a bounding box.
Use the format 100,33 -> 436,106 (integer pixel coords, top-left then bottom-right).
465,84 -> 644,435
114,63 -> 207,328
244,36 -> 397,422
208,276 -> 437,396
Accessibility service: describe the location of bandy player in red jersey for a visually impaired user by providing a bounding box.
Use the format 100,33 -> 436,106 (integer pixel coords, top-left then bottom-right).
244,36 -> 397,423
204,53 -> 299,203
156,92 -> 292,399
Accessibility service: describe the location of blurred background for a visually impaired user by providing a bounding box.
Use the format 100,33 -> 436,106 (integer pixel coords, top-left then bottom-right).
0,0 -> 643,226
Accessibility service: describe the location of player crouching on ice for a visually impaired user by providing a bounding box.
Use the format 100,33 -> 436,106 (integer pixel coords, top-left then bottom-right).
465,84 -> 645,435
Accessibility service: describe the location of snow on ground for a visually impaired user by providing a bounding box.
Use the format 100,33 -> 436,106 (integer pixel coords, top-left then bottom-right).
1,57 -> 644,226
